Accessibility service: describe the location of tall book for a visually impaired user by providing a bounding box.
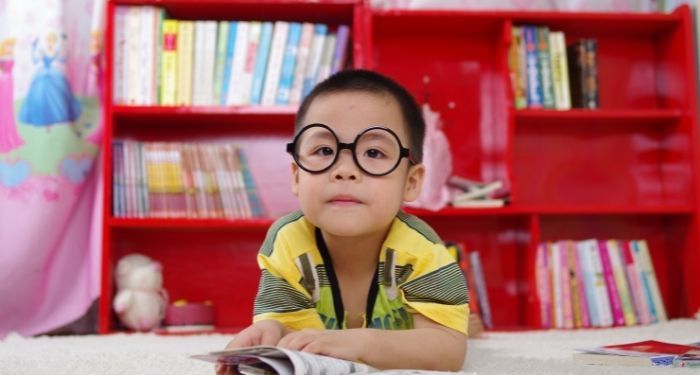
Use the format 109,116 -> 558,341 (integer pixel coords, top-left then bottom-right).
598,240 -> 626,326
212,21 -> 229,106
578,239 -> 613,327
621,240 -> 651,324
289,23 -> 315,105
606,240 -> 637,326
330,24 -> 350,75
240,21 -> 262,106
303,24 -> 328,97
548,31 -> 571,110
536,26 -> 555,109
509,26 -> 527,109
577,240 -> 600,327
522,25 -> 543,108
221,21 -> 237,106
261,21 -> 289,106
632,240 -> 667,322
160,19 -> 178,106
469,251 -> 492,329
250,22 -> 274,105
176,21 -> 194,106
276,22 -> 302,105
227,21 -> 250,105
535,243 -> 551,328
568,39 -> 599,109
113,6 -> 127,104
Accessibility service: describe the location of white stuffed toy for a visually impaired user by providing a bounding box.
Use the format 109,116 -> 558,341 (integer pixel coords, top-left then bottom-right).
113,253 -> 168,331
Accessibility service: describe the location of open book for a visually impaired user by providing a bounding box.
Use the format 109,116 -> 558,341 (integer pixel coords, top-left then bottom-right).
573,340 -> 700,367
191,345 -> 468,375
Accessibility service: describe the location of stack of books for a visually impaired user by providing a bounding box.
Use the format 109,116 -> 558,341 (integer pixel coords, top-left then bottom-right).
448,176 -> 509,208
573,340 -> 700,368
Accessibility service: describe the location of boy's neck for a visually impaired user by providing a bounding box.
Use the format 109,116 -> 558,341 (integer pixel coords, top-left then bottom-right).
321,227 -> 389,274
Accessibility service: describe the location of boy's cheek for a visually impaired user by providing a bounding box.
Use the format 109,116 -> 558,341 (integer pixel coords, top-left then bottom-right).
290,163 -> 300,196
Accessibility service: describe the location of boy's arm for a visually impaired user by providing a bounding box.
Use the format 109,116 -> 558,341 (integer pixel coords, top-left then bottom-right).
277,313 -> 467,371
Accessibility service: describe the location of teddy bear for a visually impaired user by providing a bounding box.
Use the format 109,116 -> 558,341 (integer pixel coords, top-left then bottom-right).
113,253 -> 168,331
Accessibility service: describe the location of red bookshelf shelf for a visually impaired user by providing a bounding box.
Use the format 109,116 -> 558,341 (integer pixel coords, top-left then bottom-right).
526,205 -> 694,215
514,108 -> 684,126
112,105 -> 298,116
108,217 -> 275,230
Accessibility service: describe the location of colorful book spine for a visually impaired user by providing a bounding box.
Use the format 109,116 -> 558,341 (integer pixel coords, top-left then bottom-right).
582,239 -> 613,327
536,26 -> 555,109
289,23 -> 315,105
227,21 -> 249,105
240,21 -> 262,106
221,21 -> 237,105
577,240 -> 600,327
569,240 -> 590,328
607,240 -> 637,326
550,242 -> 563,328
303,24 -> 328,97
535,243 -> 551,328
622,240 -> 651,324
598,240 -> 625,326
330,24 -> 350,74
213,21 -> 230,106
262,21 -> 289,106
559,241 -> 574,329
112,141 -> 124,216
176,21 -> 194,106
276,22 -> 302,105
250,22 -> 273,105
160,19 -> 178,105
113,6 -> 127,104
510,26 -> 527,109
201,21 -> 218,105
549,31 -> 571,110
634,240 -> 667,322
522,25 -> 542,108
582,39 -> 599,109
315,33 -> 336,85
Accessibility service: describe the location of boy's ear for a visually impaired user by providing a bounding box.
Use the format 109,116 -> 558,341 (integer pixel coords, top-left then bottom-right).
403,163 -> 424,202
291,162 -> 300,196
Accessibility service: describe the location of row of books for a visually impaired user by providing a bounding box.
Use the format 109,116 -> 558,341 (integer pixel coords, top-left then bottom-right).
535,239 -> 666,330
112,141 -> 264,219
447,243 -> 493,329
509,25 -> 599,110
112,5 -> 350,107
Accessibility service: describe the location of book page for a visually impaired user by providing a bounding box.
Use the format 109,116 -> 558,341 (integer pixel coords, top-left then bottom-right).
280,347 -> 375,375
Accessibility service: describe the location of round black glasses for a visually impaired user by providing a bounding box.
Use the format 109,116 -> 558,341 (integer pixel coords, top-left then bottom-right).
286,123 -> 415,177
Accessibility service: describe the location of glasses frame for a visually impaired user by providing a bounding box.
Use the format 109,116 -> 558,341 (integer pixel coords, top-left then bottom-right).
286,123 -> 415,177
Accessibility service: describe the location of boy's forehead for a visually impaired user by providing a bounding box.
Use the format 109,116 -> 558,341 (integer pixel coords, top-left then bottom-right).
303,91 -> 409,140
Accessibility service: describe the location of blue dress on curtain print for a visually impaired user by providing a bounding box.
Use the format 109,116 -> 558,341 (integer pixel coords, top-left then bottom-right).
18,41 -> 81,126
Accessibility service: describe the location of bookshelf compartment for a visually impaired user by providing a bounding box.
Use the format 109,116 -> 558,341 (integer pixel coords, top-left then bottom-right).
369,13 -> 511,190
512,7 -> 691,110
424,215 -> 531,328
107,227 -> 265,331
514,122 -> 694,207
537,215 -> 693,320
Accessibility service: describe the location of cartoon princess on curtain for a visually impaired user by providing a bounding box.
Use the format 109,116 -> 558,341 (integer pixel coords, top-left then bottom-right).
18,32 -> 82,128
0,37 -> 23,153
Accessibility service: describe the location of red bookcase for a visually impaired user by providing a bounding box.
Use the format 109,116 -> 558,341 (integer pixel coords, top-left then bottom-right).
100,0 -> 700,333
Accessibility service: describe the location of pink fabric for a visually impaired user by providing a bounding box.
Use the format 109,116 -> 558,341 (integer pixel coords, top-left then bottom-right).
0,0 -> 104,338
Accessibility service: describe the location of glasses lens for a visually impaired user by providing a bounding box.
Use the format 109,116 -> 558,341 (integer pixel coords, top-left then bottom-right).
355,128 -> 401,175
295,126 -> 337,172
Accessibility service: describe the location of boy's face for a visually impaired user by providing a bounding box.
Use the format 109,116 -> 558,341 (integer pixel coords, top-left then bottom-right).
291,91 -> 424,238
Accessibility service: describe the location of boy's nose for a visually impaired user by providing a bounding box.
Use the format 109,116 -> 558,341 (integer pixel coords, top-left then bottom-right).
330,150 -> 360,181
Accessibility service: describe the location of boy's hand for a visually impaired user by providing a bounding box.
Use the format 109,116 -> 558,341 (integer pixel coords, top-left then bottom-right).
225,319 -> 285,349
277,328 -> 368,363
216,320 -> 286,375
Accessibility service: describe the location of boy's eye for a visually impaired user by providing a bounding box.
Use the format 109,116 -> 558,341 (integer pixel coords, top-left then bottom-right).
364,148 -> 386,159
312,146 -> 335,156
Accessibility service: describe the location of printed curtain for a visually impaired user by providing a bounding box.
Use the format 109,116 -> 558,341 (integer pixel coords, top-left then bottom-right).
0,0 -> 105,338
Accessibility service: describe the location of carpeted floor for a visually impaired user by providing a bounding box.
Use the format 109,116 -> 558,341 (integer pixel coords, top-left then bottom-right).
1,319 -> 699,374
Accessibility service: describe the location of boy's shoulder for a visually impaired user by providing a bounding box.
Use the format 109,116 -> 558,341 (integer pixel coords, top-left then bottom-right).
385,211 -> 447,259
259,210 -> 313,257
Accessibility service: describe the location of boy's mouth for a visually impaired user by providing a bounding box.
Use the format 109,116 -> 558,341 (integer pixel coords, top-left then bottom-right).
328,195 -> 362,205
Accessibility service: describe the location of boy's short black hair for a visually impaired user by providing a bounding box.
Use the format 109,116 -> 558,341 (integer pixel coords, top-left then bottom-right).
295,69 -> 425,163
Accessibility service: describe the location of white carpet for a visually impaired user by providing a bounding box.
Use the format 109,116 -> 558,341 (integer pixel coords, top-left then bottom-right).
1,319 -> 699,374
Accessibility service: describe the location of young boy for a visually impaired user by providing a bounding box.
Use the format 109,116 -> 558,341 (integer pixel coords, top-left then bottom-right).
218,70 -> 469,373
